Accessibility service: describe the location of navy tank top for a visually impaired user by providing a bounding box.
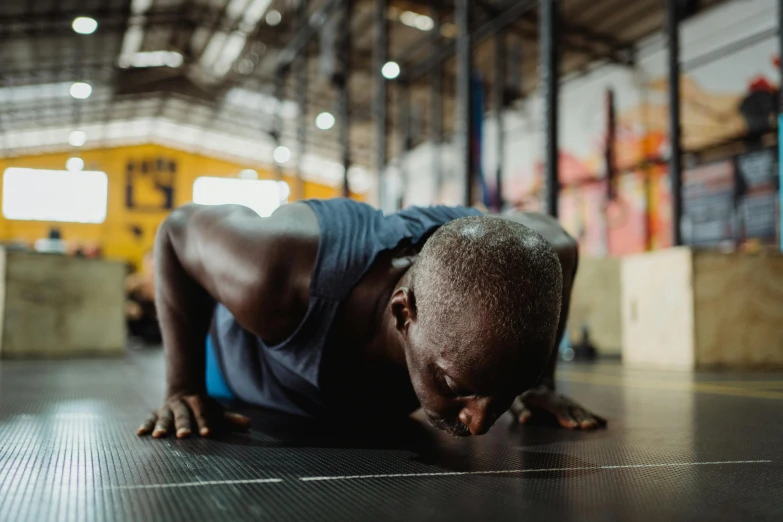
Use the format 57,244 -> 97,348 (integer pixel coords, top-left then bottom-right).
211,198 -> 481,417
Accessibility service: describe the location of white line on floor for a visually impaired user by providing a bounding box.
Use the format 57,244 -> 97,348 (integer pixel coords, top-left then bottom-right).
106,478 -> 283,490
297,460 -> 773,482
104,460 -> 773,489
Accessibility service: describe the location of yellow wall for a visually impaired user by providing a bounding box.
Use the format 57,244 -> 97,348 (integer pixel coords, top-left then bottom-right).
0,144 -> 353,269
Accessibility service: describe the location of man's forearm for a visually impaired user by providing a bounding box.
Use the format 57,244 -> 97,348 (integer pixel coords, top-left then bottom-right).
155,215 -> 215,397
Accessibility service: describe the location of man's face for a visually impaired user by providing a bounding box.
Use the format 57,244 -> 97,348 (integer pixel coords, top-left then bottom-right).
402,319 -> 523,437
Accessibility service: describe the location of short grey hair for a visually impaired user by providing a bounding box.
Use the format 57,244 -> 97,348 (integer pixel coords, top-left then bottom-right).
411,216 -> 563,370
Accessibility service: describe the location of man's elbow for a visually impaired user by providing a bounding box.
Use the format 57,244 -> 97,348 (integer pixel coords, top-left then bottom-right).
156,204 -> 206,250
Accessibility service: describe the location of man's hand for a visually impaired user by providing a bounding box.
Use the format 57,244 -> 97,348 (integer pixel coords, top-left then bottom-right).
137,394 -> 251,439
510,386 -> 607,430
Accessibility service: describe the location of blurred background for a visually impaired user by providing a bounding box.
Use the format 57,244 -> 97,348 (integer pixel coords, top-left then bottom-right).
0,0 -> 780,364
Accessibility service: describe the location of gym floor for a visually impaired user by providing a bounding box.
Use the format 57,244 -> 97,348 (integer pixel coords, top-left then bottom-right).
1,350 -> 781,522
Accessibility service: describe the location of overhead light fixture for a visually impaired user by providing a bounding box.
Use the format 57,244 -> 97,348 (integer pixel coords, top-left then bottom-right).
315,112 -> 336,131
72,17 -> 98,35
69,82 -> 92,99
68,131 -> 87,147
398,11 -> 434,32
66,157 -> 85,172
413,15 -> 435,31
382,61 -> 401,80
117,51 -> 183,69
165,52 -> 184,68
273,145 -> 291,164
238,169 -> 259,180
265,10 -> 282,26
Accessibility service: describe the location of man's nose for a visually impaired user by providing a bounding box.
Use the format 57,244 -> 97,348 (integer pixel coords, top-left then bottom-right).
458,398 -> 497,436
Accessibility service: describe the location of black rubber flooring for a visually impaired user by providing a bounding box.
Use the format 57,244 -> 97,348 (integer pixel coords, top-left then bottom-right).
1,349 -> 782,522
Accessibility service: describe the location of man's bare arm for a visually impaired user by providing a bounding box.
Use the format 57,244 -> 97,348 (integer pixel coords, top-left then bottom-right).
138,203 -> 318,438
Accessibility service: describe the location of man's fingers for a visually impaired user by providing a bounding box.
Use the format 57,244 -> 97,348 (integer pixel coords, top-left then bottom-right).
137,412 -> 157,436
152,408 -> 174,438
170,400 -> 193,439
570,408 -> 597,430
184,396 -> 213,436
508,396 -> 526,421
224,412 -> 251,431
555,408 -> 579,429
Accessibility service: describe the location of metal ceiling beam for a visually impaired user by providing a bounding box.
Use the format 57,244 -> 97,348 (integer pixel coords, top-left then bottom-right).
588,0 -> 662,37
275,0 -> 342,73
402,0 -> 537,82
462,0 -> 633,66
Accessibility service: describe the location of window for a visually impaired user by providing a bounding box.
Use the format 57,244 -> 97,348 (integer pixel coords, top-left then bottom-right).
2,168 -> 108,224
192,177 -> 289,217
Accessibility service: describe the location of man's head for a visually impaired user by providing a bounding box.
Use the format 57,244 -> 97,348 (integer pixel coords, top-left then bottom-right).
390,216 -> 563,436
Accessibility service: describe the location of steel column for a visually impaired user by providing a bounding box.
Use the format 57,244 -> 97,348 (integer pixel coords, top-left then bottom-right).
374,0 -> 389,209
540,0 -> 560,217
276,0 -> 341,72
295,0 -> 308,200
667,0 -> 683,245
429,0 -> 443,201
778,0 -> 783,250
337,0 -> 353,198
273,71 -> 286,181
605,89 -> 616,200
494,31 -> 506,212
455,0 -> 475,207
398,82 -> 411,210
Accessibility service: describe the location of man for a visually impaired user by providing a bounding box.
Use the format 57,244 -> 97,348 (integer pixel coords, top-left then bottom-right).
137,198 -> 605,439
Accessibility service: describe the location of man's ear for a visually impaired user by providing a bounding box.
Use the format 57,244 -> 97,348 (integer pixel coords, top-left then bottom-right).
390,287 -> 416,333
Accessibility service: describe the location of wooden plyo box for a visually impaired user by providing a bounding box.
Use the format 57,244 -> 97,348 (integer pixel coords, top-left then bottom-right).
568,257 -> 622,356
0,249 -> 127,358
621,247 -> 783,370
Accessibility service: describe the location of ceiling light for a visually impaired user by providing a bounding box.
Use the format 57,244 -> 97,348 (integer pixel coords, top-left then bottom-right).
66,157 -> 85,172
414,15 -> 434,31
72,17 -> 98,35
69,82 -> 92,99
381,61 -> 401,80
399,11 -> 434,32
266,10 -> 282,26
315,112 -> 336,131
399,11 -> 418,26
273,145 -> 291,164
238,169 -> 259,180
164,52 -> 183,68
68,131 -> 87,147
118,51 -> 183,69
